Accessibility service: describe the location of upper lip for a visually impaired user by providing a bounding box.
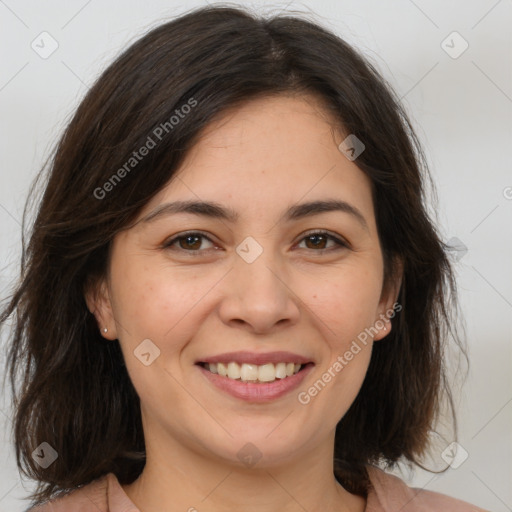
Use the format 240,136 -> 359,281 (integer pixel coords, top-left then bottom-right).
197,351 -> 313,366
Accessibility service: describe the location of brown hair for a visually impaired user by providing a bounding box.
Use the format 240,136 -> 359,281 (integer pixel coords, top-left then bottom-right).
1,4 -> 465,505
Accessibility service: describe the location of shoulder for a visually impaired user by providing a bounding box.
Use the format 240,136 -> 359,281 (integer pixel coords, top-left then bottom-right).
25,473 -> 112,512
365,465 -> 490,512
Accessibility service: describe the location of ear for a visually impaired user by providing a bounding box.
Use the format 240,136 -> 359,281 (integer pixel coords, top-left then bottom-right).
84,275 -> 118,340
373,256 -> 403,342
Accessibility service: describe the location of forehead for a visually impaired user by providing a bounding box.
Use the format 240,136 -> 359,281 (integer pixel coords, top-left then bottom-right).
183,93 -> 342,165
139,93 -> 376,228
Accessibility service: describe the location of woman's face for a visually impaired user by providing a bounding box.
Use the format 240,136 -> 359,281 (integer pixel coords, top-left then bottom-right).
88,93 -> 400,469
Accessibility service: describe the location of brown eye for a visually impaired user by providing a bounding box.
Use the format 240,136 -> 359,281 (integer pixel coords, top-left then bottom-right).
162,232 -> 215,253
178,235 -> 202,250
297,231 -> 348,252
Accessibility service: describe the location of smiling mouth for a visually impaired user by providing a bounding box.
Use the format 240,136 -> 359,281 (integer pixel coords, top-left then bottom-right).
197,361 -> 313,383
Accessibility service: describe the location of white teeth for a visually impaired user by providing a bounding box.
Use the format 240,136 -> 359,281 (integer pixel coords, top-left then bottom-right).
275,362 -> 287,379
258,363 -> 275,382
227,362 -> 241,379
217,362 -> 227,377
240,363 -> 259,381
204,361 -> 304,382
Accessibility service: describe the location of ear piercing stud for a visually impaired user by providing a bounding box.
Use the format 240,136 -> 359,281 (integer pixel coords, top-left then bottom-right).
103,327 -> 108,333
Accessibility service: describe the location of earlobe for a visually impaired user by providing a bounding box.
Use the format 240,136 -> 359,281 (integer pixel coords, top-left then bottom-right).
84,277 -> 117,340
374,257 -> 403,341
372,315 -> 392,342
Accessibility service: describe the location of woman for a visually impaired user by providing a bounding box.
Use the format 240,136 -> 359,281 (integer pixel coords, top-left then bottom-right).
1,5 -> 487,512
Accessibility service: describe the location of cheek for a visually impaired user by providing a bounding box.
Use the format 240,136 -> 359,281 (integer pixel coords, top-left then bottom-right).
306,264 -> 383,341
109,263 -> 200,410
111,260 -> 208,343
297,264 -> 380,410
109,262 -> 223,401
300,279 -> 376,422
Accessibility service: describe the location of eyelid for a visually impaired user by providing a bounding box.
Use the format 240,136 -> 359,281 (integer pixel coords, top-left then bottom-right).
161,230 -> 217,249
295,229 -> 350,250
299,229 -> 350,247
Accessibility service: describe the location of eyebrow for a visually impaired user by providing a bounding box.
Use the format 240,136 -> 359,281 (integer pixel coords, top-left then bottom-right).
139,199 -> 369,231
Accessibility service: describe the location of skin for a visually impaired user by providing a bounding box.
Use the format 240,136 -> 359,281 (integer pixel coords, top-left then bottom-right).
86,93 -> 402,512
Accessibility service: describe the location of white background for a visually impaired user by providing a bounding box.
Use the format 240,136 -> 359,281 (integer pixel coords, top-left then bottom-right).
1,1 -> 511,511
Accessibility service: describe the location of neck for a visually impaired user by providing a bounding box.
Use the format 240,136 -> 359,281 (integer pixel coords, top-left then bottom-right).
122,434 -> 366,512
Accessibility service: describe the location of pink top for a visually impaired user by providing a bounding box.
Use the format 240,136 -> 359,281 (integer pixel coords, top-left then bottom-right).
27,466 -> 489,511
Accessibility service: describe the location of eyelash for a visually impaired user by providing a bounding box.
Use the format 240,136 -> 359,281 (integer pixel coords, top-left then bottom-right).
161,229 -> 349,256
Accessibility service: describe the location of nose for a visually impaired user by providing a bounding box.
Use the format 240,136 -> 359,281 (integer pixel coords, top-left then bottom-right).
217,248 -> 301,335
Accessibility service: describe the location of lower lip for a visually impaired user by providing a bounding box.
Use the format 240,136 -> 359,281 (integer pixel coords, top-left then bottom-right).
197,363 -> 314,402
